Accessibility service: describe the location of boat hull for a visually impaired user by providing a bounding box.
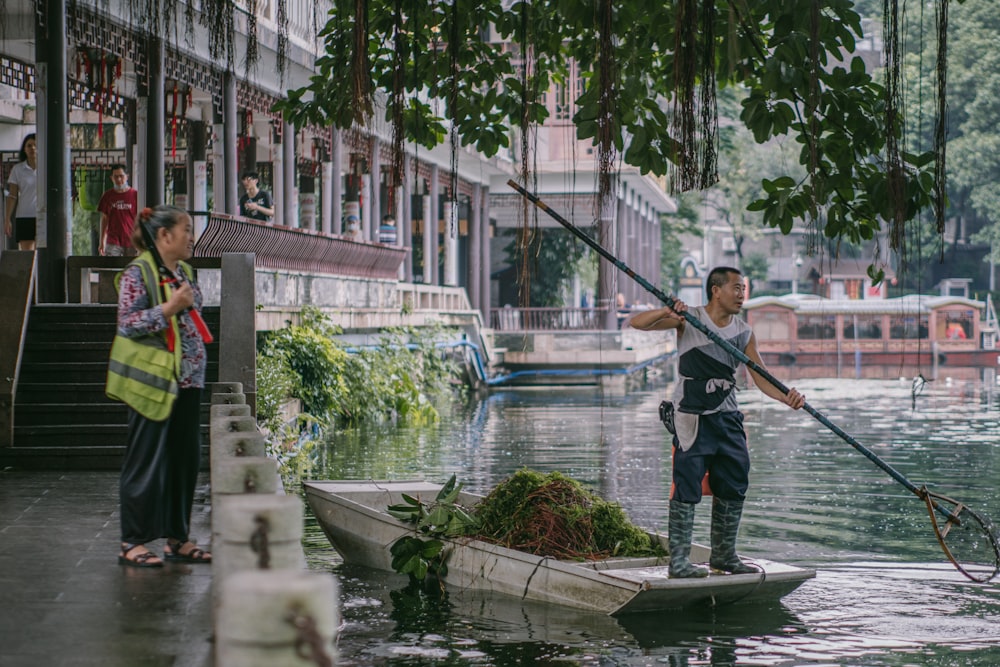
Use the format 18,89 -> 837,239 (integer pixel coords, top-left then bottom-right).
304,480 -> 815,615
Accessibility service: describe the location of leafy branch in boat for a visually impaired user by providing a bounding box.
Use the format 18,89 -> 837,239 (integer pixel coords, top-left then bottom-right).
388,475 -> 479,584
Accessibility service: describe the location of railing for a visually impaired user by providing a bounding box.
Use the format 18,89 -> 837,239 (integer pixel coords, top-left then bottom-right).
194,213 -> 406,280
399,284 -> 472,312
490,307 -> 610,331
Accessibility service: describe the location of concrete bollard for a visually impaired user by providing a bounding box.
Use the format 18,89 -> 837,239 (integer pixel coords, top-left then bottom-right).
211,403 -> 252,420
210,415 -> 258,443
210,381 -> 243,395
211,431 -> 268,462
213,494 -> 305,578
217,570 -> 339,667
212,457 -> 279,495
212,391 -> 247,406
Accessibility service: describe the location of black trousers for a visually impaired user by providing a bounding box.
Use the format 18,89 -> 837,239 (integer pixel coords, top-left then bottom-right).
119,388 -> 202,545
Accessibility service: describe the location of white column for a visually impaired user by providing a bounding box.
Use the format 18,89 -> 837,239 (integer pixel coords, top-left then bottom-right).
193,160 -> 208,237
421,194 -> 433,283
443,198 -> 458,286
135,101 -> 148,213
271,138 -> 284,226
211,123 -> 224,213
331,130 -> 343,234
369,141 -> 381,242
361,173 -> 372,240
321,160 -> 334,234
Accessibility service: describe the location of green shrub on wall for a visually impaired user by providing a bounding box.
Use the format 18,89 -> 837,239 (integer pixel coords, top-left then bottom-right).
257,307 -> 457,432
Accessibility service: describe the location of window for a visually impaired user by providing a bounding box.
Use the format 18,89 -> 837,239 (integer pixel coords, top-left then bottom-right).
938,310 -> 975,341
753,311 -> 790,341
797,314 -> 836,340
888,315 -> 928,339
552,82 -> 571,121
843,315 -> 882,340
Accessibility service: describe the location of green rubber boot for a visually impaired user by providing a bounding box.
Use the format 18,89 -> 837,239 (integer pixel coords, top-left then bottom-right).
709,497 -> 760,574
668,500 -> 709,578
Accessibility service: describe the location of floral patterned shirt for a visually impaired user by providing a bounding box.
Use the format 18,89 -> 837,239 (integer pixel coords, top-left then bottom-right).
116,263 -> 207,388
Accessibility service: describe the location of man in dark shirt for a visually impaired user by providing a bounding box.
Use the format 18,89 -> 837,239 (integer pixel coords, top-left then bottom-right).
239,172 -> 275,222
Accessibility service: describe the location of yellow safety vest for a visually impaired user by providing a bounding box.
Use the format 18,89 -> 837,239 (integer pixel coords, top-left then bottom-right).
105,252 -> 193,421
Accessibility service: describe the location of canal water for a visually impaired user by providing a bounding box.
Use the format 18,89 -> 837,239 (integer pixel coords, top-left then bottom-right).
300,370 -> 1000,666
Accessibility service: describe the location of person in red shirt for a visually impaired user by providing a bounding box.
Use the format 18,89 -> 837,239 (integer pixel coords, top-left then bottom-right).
98,164 -> 139,256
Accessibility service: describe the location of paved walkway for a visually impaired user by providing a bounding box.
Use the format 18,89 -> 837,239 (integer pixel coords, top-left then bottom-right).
0,470 -> 214,667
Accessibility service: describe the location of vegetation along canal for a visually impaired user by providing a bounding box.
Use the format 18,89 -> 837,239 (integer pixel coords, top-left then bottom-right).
290,371 -> 1000,666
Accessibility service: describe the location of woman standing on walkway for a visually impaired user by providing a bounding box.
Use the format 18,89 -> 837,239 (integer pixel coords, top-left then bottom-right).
4,133 -> 38,250
107,205 -> 212,567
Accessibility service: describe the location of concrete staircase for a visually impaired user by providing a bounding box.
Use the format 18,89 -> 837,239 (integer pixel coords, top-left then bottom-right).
5,304 -> 220,470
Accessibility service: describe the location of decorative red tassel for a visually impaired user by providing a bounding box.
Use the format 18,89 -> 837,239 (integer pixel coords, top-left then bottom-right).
191,310 -> 214,344
171,117 -> 178,160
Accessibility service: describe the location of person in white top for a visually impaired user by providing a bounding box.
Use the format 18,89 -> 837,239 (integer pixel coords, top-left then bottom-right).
4,133 -> 38,250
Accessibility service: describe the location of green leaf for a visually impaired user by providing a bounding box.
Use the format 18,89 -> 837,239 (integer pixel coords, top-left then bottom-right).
420,539 -> 444,559
425,506 -> 451,527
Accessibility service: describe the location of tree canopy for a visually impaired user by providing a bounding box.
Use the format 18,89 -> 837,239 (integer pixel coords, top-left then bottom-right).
278,0 -> 942,264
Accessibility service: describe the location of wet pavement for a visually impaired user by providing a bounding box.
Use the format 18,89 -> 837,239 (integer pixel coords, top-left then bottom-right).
0,470 -> 213,667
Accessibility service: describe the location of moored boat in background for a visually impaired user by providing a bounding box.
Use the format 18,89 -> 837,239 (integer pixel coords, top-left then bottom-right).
743,293 -> 1000,370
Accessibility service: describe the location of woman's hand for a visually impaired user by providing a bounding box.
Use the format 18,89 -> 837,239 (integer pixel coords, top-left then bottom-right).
162,283 -> 194,318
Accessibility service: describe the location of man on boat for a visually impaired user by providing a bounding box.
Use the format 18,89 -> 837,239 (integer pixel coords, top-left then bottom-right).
628,266 -> 806,578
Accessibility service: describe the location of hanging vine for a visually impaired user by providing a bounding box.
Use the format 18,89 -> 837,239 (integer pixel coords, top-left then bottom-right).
447,0 -> 460,245
350,0 -> 373,124
280,0 -> 945,259
595,0 -> 618,221
697,0 -> 719,190
932,0 -> 950,241
671,0 -> 699,193
388,0 -> 406,206
805,0 -> 821,254
516,0 -> 538,308
883,0 -> 906,254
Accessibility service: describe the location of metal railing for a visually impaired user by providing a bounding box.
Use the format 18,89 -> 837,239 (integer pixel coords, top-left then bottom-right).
194,213 -> 406,280
490,307 -> 610,331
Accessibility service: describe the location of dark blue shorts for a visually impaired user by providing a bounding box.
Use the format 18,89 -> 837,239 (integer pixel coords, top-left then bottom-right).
14,217 -> 35,243
671,410 -> 749,503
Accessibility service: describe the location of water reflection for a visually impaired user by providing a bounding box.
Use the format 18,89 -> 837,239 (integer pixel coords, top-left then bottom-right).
307,370 -> 1000,666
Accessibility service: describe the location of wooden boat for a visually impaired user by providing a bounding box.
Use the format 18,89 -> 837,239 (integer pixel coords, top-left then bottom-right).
303,480 -> 816,615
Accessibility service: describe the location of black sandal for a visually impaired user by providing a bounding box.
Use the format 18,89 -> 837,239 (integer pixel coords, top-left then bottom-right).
164,539 -> 212,563
118,542 -> 164,568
